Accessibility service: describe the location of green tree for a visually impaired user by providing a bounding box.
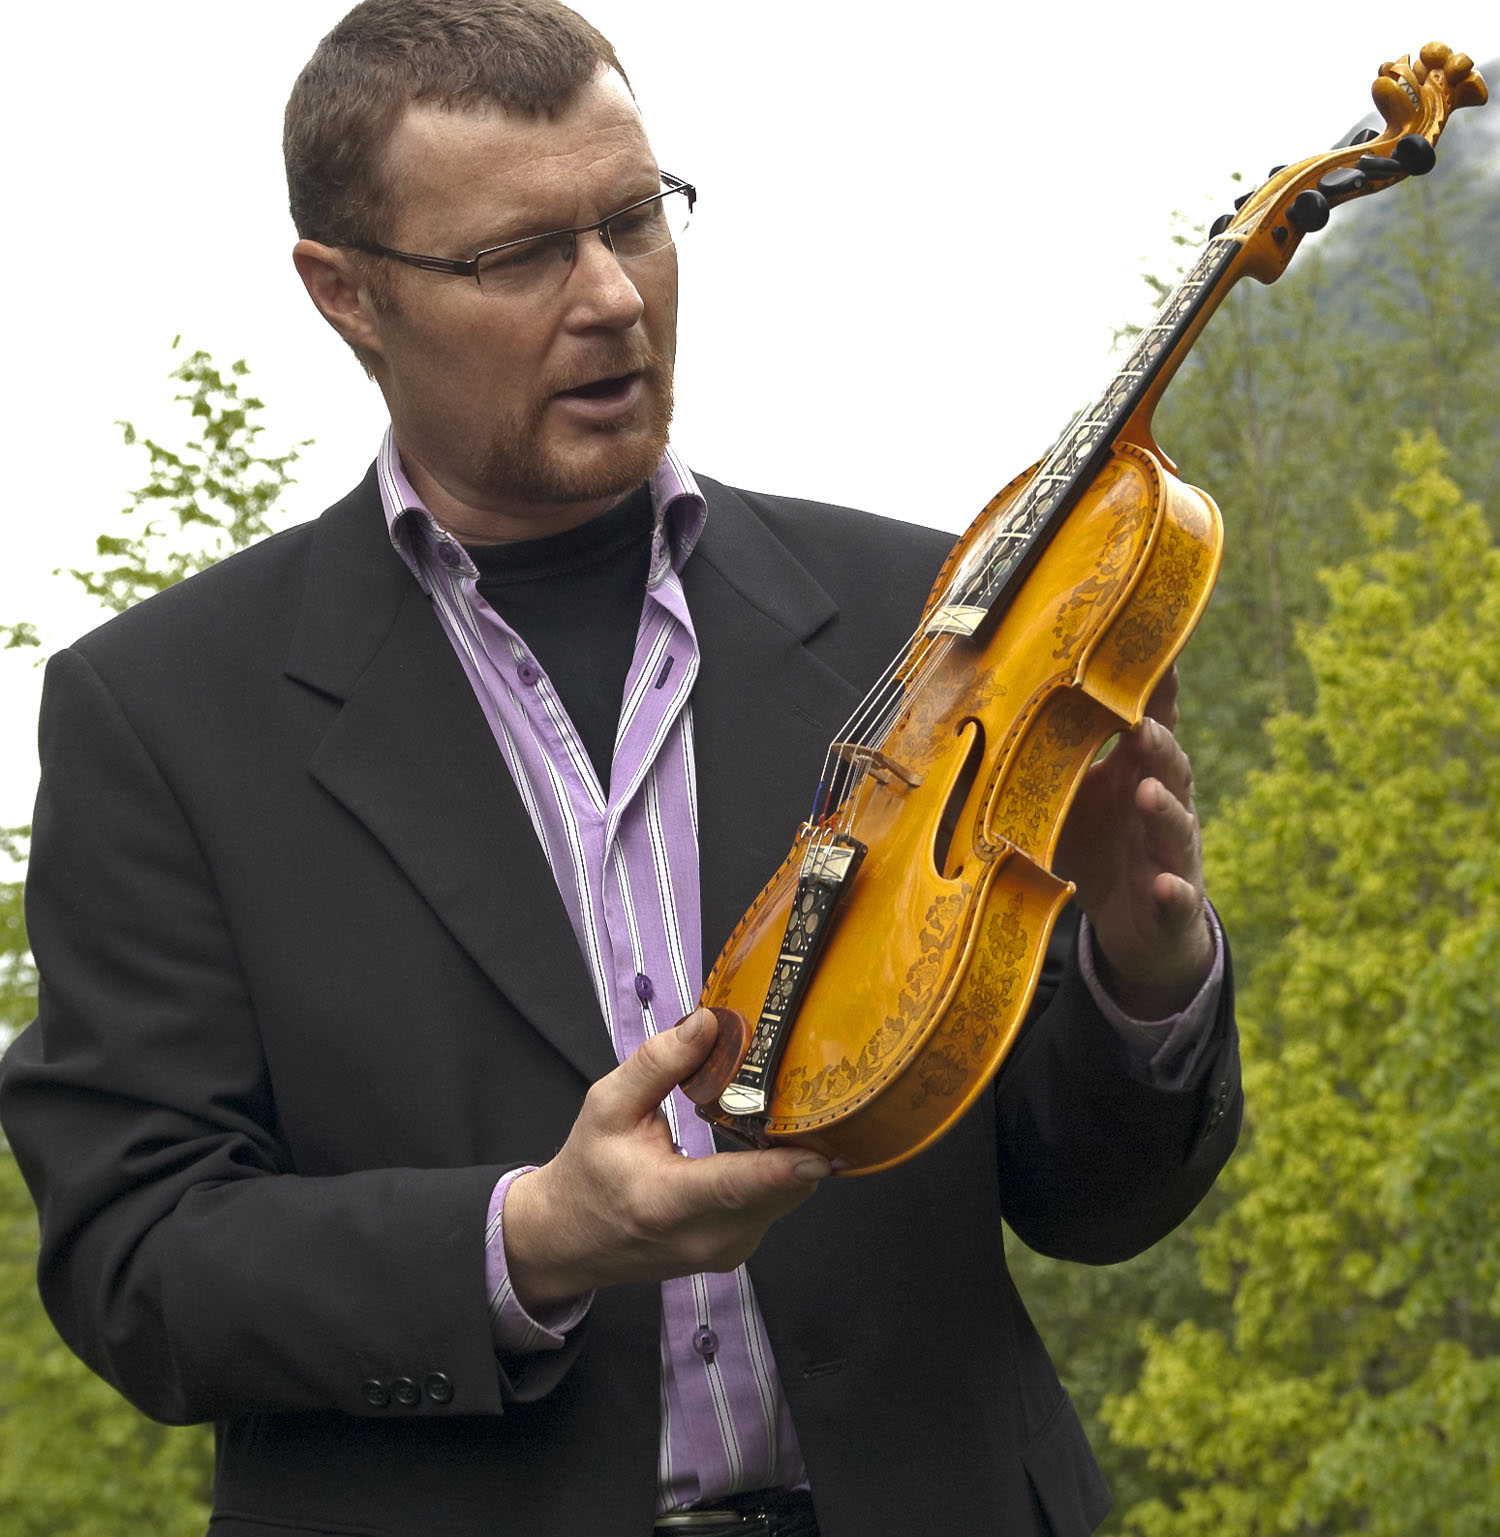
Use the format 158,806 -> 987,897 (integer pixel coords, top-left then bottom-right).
1008,109 -> 1500,1525
0,345 -> 301,1536
1156,103 -> 1500,818
0,1155 -> 217,1536
72,340 -> 306,614
1102,435 -> 1500,1536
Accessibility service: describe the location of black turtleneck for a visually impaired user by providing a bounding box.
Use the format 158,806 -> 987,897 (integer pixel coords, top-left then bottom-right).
464,484 -> 655,790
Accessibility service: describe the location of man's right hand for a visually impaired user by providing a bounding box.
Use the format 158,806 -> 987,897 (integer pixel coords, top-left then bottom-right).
501,1009 -> 831,1312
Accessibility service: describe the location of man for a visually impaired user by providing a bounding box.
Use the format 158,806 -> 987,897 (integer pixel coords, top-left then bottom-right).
0,2 -> 1240,1533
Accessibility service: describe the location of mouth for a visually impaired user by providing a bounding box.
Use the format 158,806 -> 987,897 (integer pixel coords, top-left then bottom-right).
557,371 -> 641,402
551,370 -> 646,422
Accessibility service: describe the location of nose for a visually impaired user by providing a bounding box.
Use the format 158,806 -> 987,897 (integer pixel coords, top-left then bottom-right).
563,230 -> 646,331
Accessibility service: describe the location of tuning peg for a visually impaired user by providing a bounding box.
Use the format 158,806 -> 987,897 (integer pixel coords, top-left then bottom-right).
1209,212 -> 1233,237
1268,164 -> 1287,178
1356,153 -> 1406,179
1346,127 -> 1380,146
1394,134 -> 1436,174
1287,188 -> 1331,232
1318,166 -> 1366,197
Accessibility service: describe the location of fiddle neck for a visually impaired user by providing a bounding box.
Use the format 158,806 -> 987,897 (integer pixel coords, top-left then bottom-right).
931,235 -> 1243,635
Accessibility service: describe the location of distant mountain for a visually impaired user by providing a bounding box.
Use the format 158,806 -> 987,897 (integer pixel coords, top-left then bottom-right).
1319,54 -> 1500,301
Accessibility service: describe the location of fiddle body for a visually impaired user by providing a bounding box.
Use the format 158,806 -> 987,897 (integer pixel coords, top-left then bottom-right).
683,43 -> 1487,1172
694,448 -> 1221,1172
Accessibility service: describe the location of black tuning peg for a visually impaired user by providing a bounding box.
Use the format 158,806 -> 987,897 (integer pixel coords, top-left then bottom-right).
1346,127 -> 1380,146
1268,163 -> 1287,178
1209,212 -> 1234,238
1394,134 -> 1436,174
1287,188 -> 1331,232
1318,166 -> 1366,198
1356,153 -> 1406,179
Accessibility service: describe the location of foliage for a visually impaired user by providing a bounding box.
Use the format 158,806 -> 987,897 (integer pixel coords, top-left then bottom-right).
0,830 -> 35,1042
0,1155 -> 215,1537
1,622 -> 40,652
1006,1210 -> 1233,1520
0,345 -> 299,1535
1011,108 -> 1499,1528
1102,436 -> 1500,1535
70,338 -> 306,614
1157,104 -> 1500,819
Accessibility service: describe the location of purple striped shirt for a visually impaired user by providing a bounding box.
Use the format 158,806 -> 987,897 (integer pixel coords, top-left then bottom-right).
376,432 -> 803,1511
375,430 -> 1224,1512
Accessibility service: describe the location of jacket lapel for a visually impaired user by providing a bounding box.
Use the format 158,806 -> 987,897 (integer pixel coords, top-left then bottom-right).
283,473 -> 616,1087
685,479 -> 868,963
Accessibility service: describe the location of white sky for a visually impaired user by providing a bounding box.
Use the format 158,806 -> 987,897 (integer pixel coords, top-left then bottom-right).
1,1 -> 1496,828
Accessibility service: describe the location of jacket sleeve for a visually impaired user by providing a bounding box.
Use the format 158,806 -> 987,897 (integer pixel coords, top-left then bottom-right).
992,905 -> 1241,1263
0,647 -> 522,1425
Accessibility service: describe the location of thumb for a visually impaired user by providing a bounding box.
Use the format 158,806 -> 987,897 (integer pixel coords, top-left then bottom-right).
605,1008 -> 719,1123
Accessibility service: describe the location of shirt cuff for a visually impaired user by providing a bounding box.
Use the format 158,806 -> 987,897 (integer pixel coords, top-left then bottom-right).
484,1168 -> 593,1352
1078,906 -> 1225,1088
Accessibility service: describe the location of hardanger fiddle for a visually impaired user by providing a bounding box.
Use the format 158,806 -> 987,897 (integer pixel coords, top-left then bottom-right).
682,42 -> 1488,1173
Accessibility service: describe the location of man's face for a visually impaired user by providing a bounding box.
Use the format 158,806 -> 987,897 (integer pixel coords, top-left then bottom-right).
357,70 -> 679,538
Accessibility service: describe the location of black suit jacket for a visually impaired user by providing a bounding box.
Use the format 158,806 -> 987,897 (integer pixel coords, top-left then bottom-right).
0,471 -> 1240,1537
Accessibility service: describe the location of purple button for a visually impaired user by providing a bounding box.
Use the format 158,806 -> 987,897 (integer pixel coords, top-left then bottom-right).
692,1327 -> 719,1360
517,659 -> 541,686
634,972 -> 654,1003
436,541 -> 462,568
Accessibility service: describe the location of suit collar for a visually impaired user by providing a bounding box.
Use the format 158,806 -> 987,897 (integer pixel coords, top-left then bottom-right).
685,478 -> 866,960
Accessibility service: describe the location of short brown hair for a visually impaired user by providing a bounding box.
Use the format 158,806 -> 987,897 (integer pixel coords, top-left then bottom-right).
284,0 -> 629,248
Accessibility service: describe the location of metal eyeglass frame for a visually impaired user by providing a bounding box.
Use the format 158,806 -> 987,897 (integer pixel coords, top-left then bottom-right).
351,172 -> 696,288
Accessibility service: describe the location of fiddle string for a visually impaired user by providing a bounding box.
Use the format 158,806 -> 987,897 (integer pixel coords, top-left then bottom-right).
802,240 -> 1227,865
802,454 -> 1072,868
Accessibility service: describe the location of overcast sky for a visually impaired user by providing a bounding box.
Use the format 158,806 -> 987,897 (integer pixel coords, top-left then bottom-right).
1,1 -> 1495,826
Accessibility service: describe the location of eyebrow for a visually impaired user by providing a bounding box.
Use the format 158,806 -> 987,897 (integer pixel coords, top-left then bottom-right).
469,178 -> 666,253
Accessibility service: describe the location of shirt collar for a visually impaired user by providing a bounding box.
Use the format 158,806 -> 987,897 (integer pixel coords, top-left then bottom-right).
374,427 -> 707,592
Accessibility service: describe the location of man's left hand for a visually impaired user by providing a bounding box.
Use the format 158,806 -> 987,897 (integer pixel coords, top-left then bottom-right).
1053,666 -> 1214,1018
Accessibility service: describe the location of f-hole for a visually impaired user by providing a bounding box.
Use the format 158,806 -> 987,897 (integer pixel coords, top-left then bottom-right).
933,717 -> 985,880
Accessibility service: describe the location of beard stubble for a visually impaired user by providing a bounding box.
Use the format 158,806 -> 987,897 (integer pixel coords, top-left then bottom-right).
474,340 -> 676,510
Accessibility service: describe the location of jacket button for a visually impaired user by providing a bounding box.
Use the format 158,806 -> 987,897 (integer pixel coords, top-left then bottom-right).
424,1372 -> 455,1405
1206,1080 -> 1230,1131
360,1379 -> 390,1408
392,1376 -> 421,1407
692,1327 -> 719,1360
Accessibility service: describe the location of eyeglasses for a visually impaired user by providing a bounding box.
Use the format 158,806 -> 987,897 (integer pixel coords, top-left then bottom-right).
353,172 -> 696,298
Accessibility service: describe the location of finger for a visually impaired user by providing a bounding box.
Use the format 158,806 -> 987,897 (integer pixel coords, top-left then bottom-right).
633,1152 -> 828,1277
594,1009 -> 720,1128
1149,873 -> 1215,987
1150,869 -> 1205,928
1143,666 -> 1182,730
1136,777 -> 1201,870
1133,719 -> 1195,808
701,1143 -> 833,1204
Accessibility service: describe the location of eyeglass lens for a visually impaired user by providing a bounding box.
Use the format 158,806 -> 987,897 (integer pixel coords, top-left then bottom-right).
475,182 -> 691,296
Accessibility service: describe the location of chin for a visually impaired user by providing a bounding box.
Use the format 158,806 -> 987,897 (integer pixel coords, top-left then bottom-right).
525,421 -> 671,508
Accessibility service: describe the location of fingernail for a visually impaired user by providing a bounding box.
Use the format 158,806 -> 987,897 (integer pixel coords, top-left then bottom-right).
678,1010 -> 705,1042
794,1157 -> 833,1182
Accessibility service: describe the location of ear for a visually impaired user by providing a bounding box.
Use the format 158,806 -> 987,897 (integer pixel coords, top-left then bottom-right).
292,240 -> 387,364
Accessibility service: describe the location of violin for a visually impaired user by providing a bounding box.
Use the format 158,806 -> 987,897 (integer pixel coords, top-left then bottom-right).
682,43 -> 1488,1174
